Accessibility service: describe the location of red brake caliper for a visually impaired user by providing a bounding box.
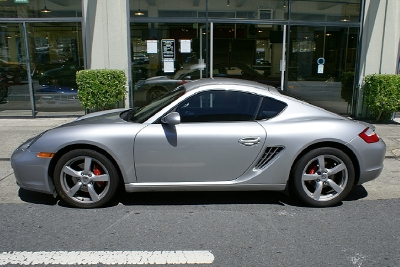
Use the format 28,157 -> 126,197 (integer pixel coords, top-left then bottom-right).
307,165 -> 318,174
93,164 -> 105,187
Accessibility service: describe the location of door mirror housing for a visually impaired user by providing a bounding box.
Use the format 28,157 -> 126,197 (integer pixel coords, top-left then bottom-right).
161,112 -> 181,125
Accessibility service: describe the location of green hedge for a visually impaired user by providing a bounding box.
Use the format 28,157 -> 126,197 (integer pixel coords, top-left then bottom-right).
76,69 -> 126,111
363,74 -> 400,121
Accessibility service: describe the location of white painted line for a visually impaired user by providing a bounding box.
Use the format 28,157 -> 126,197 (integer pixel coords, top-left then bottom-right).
0,251 -> 214,265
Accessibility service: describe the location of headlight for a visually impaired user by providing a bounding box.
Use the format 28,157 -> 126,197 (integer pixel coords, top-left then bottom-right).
18,131 -> 47,151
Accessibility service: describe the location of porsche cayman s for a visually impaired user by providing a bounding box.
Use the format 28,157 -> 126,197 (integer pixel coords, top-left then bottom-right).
11,78 -> 386,208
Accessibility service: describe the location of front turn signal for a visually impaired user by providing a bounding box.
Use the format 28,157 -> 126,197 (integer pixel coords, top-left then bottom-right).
37,152 -> 55,158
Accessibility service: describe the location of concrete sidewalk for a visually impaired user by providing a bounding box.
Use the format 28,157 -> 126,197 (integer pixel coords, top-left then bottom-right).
0,116 -> 399,203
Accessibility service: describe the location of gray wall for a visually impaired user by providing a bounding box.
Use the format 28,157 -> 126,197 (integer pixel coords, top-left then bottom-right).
357,0 -> 400,116
82,0 -> 131,107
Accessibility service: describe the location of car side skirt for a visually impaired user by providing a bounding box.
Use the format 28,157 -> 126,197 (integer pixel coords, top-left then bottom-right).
125,183 -> 286,192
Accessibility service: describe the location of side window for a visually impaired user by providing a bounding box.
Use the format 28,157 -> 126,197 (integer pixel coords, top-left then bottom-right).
256,97 -> 287,120
176,90 -> 261,123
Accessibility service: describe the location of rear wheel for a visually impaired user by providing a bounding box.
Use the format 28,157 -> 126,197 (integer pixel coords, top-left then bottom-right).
291,147 -> 355,207
53,149 -> 119,208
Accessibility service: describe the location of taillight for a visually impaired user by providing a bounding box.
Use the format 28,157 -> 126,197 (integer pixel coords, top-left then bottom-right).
359,127 -> 379,143
179,80 -> 187,85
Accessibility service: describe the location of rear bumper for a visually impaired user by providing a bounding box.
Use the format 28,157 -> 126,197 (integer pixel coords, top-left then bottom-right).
347,137 -> 386,185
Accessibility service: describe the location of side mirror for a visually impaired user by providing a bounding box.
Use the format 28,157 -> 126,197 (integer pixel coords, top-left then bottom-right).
161,112 -> 181,125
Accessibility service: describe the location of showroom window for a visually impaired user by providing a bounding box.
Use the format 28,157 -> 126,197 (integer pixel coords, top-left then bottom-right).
130,0 -> 362,117
0,0 -> 82,18
0,0 -> 83,117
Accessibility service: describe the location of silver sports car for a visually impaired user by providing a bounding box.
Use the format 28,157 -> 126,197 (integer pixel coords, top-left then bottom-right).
11,78 -> 386,208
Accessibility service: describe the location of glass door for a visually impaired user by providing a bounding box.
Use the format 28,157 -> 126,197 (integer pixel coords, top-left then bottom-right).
0,23 -> 31,116
209,23 -> 285,89
26,22 -> 84,116
286,26 -> 359,115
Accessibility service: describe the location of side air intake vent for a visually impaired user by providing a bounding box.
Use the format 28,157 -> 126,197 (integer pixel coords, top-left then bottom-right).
254,146 -> 284,170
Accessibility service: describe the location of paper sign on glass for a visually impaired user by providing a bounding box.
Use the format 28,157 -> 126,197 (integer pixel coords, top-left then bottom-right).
163,60 -> 175,73
147,40 -> 158,54
318,64 -> 324,74
180,39 -> 192,53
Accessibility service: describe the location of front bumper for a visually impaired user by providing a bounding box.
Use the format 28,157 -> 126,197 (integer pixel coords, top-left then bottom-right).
11,143 -> 54,195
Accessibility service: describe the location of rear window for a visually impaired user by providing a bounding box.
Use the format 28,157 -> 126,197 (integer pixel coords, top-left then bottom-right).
256,97 -> 287,120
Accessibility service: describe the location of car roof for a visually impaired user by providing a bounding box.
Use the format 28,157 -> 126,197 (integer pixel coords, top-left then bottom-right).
183,77 -> 277,93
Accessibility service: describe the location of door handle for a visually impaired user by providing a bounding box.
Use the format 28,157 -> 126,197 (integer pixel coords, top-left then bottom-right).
238,137 -> 261,146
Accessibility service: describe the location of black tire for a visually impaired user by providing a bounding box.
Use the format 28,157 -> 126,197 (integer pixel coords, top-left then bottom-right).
291,147 -> 355,207
147,87 -> 167,103
53,149 -> 119,208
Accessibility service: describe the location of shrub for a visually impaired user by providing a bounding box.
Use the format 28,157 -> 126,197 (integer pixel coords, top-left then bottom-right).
76,69 -> 126,111
363,74 -> 400,121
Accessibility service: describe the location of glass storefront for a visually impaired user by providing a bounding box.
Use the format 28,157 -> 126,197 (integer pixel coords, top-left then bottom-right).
287,26 -> 359,115
0,0 -> 83,117
0,0 -> 363,117
130,0 -> 362,116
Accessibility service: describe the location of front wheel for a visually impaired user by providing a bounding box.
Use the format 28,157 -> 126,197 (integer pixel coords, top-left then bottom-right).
53,149 -> 120,208
291,147 -> 355,207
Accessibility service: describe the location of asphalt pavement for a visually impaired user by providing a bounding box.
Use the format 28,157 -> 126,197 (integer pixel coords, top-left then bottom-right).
0,116 -> 399,204
1,116 -> 399,266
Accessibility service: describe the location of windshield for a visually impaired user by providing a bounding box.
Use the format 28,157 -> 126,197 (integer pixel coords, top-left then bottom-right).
128,86 -> 186,123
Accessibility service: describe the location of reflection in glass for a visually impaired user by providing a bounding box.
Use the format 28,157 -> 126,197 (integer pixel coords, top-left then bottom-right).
27,22 -> 84,115
0,0 -> 82,18
0,23 -> 31,116
287,26 -> 359,115
290,0 -> 361,22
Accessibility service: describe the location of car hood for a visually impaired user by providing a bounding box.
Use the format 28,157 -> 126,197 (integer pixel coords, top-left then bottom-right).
61,109 -> 129,126
28,108 -> 146,153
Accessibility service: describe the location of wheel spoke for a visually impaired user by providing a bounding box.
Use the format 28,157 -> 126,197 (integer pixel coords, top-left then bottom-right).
83,157 -> 92,174
91,174 -> 110,182
328,163 -> 346,175
317,155 -> 325,170
327,179 -> 343,193
87,184 -> 100,202
62,166 -> 81,178
302,173 -> 319,181
312,181 -> 323,200
66,182 -> 82,197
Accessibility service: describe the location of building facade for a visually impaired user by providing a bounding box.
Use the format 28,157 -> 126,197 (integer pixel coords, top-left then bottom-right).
0,0 -> 398,118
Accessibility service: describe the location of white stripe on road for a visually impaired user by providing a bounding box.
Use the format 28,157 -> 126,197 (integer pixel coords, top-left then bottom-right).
0,251 -> 214,265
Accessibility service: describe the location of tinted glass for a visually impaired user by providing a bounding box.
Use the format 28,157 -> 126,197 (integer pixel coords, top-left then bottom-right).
28,22 -> 84,115
287,26 -> 359,115
290,0 -> 361,22
256,97 -> 287,120
0,23 -> 31,116
0,0 -> 82,18
130,86 -> 186,123
176,90 -> 261,123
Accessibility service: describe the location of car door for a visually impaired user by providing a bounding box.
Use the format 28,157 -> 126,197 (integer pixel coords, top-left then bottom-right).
134,90 -> 267,183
